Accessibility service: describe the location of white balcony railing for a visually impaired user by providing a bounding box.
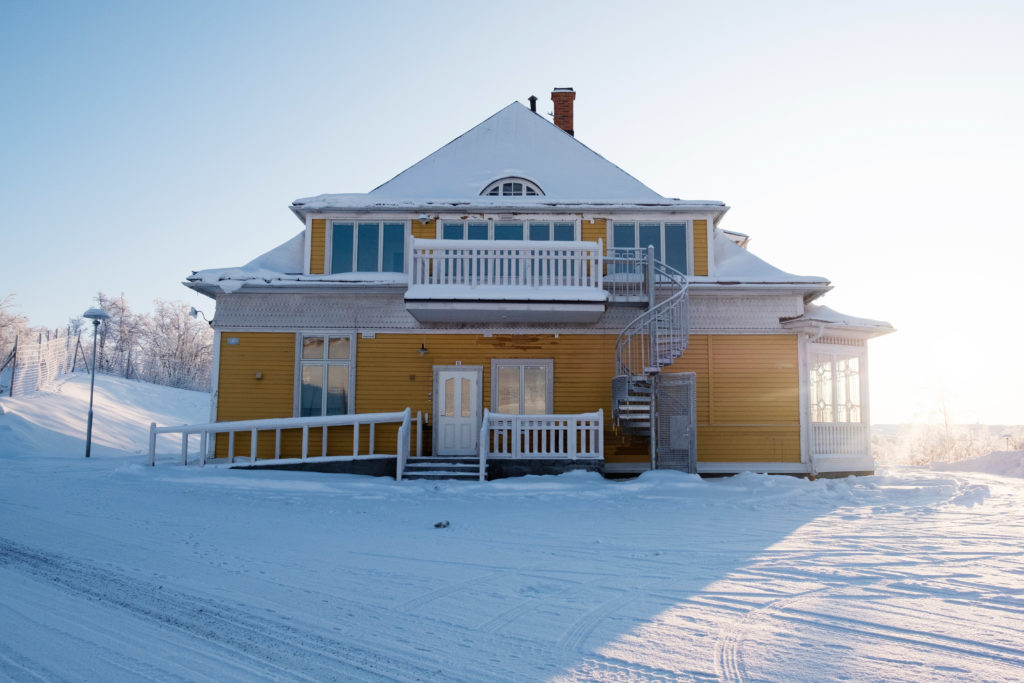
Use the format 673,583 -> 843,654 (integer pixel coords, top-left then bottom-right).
481,409 -> 604,460
148,409 -> 412,467
408,238 -> 603,291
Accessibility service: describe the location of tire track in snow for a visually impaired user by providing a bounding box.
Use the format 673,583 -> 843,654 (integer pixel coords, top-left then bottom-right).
557,590 -> 638,653
0,538 -> 462,681
712,588 -> 830,683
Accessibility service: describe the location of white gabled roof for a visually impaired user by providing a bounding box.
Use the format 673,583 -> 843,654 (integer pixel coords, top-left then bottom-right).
370,102 -> 661,200
291,101 -> 728,218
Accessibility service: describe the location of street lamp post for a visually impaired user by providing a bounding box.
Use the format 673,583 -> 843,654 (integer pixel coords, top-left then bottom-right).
83,307 -> 110,458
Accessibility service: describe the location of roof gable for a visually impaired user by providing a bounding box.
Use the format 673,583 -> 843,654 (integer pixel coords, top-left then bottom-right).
368,102 -> 664,201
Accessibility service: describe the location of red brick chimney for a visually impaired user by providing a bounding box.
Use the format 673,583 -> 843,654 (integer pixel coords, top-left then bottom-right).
551,87 -> 575,136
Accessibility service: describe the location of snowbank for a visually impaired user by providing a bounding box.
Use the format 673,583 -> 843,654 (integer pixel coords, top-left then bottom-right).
932,450 -> 1024,478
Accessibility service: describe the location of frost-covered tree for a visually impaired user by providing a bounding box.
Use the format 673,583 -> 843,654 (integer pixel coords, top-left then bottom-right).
0,294 -> 31,363
137,300 -> 212,390
92,292 -> 145,377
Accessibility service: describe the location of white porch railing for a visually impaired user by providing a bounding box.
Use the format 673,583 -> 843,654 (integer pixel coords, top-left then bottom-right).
812,422 -> 870,456
409,238 -> 604,290
148,408 -> 412,467
482,409 -> 604,460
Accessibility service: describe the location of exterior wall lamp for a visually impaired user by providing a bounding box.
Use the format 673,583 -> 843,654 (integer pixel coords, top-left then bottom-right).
82,307 -> 110,458
189,306 -> 212,326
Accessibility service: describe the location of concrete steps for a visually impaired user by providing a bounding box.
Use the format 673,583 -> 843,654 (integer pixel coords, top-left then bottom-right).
401,456 -> 483,481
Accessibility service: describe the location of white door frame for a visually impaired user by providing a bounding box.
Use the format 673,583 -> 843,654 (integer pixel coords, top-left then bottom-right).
432,365 -> 483,456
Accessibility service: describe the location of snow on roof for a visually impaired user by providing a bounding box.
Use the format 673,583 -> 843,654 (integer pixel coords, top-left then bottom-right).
291,193 -> 726,215
244,231 -> 304,272
185,232 -> 408,295
790,304 -> 893,330
371,102 -> 662,200
709,229 -> 830,285
781,303 -> 894,337
291,102 -> 728,217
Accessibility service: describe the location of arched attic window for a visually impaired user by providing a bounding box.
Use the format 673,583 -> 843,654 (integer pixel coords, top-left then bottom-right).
481,177 -> 544,197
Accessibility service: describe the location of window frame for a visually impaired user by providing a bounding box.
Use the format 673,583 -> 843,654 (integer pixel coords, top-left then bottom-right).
490,358 -> 553,415
326,219 -> 409,275
480,177 -> 545,197
437,217 -> 579,241
808,344 -> 866,424
609,219 -> 690,275
293,332 -> 356,417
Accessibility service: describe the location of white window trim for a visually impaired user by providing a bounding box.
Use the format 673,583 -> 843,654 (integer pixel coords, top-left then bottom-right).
436,218 -> 580,241
490,358 -> 554,414
293,332 -> 356,417
608,219 -> 690,275
480,177 -> 545,196
807,342 -> 867,425
325,220 -> 410,275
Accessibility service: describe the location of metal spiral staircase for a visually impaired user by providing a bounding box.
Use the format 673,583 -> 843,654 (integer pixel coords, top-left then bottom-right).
610,246 -> 695,472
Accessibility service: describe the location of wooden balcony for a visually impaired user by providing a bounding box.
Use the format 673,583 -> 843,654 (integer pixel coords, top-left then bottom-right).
404,238 -> 608,322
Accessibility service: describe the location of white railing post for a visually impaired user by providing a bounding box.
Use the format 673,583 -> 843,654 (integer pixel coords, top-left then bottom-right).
250,428 -> 258,462
479,409 -> 489,481
148,422 -> 157,466
200,432 -> 208,467
397,407 -> 410,481
181,433 -> 189,466
416,411 -> 423,458
568,416 -> 577,460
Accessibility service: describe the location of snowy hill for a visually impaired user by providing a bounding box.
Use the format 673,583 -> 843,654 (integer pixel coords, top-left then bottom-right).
0,372 -> 208,460
1,377 -> 1023,680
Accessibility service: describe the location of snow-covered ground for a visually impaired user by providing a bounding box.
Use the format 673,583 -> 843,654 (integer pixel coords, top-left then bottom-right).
1,375 -> 1022,681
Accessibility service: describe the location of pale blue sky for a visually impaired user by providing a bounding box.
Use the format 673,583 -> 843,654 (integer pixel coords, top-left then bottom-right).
2,1 -> 1022,423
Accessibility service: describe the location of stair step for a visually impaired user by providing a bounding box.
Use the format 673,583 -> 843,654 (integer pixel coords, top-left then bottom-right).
405,464 -> 478,472
617,406 -> 650,415
403,470 -> 481,479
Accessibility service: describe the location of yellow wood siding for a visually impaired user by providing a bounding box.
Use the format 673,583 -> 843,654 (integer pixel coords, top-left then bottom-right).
411,218 -> 435,240
693,219 -> 708,276
664,334 -> 800,463
212,330 -> 801,465
581,218 -> 606,251
215,332 -> 295,458
354,333 -> 648,459
309,219 -> 326,274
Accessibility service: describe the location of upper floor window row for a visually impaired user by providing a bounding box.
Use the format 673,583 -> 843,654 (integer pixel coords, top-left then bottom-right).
330,221 -> 406,274
441,220 -> 575,242
481,177 -> 544,197
611,221 -> 688,275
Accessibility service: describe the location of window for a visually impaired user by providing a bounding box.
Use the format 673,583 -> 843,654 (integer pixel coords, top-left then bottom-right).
298,334 -> 353,417
440,220 -> 577,241
491,359 -> 552,414
810,350 -> 862,423
330,221 -> 406,273
611,221 -> 688,274
480,177 -> 544,197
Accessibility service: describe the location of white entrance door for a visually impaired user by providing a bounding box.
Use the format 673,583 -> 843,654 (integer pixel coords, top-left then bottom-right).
435,368 -> 480,455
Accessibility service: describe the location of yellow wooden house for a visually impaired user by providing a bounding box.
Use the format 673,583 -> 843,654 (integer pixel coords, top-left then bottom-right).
183,88 -> 892,479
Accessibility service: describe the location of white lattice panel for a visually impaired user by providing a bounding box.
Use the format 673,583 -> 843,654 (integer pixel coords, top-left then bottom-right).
690,294 -> 803,333
214,290 -> 805,335
214,291 -> 642,333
